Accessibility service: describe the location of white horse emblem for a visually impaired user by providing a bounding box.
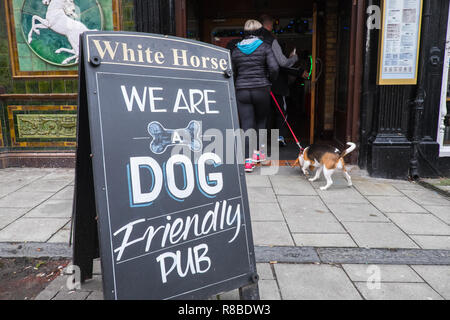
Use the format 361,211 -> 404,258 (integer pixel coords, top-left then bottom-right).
27,0 -> 97,65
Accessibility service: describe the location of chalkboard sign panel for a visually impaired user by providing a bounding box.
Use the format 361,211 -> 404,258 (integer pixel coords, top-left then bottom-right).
72,32 -> 258,300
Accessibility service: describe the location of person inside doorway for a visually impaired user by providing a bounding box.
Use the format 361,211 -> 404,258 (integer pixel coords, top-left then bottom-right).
231,19 -> 279,172
259,14 -> 309,147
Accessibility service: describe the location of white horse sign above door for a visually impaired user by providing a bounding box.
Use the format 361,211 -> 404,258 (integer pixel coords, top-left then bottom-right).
5,0 -> 120,78
25,0 -> 100,66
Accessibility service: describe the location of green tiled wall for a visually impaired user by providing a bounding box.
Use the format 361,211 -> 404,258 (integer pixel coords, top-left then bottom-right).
0,0 -> 135,151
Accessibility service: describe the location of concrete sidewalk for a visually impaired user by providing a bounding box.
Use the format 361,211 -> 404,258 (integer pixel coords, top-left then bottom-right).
1,166 -> 450,299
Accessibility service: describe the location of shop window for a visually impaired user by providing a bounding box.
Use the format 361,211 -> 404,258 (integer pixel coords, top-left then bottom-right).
438,10 -> 450,156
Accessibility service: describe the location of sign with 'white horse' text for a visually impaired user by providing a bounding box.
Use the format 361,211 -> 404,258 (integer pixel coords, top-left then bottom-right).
72,31 -> 258,300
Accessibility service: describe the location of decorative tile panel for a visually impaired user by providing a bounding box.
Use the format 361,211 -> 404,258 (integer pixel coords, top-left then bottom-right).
16,114 -> 77,139
7,105 -> 77,148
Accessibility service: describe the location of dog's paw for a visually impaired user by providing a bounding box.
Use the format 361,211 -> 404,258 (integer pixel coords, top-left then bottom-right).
320,186 -> 329,191
308,178 -> 316,182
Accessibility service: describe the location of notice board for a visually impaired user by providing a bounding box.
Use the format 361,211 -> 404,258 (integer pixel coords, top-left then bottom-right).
72,31 -> 258,300
377,0 -> 423,85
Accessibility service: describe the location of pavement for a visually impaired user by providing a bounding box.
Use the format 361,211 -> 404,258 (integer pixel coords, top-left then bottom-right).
1,165 -> 450,300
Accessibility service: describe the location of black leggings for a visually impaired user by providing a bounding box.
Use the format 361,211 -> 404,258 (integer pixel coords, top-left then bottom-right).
236,87 -> 271,158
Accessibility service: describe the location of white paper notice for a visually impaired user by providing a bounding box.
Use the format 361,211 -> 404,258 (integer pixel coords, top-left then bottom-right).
380,0 -> 422,83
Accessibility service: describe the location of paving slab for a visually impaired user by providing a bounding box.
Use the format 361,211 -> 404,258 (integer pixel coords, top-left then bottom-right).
367,196 -> 428,213
0,218 -> 69,242
0,171 -> 47,187
0,184 -> 27,199
50,186 -> 75,200
283,210 -> 346,234
386,213 -> 450,236
245,175 -> 272,188
391,181 -> 426,191
353,180 -> 403,196
25,199 -> 73,218
47,222 -> 71,244
247,187 -> 277,203
410,235 -> 450,250
343,222 -> 419,249
401,189 -> 450,206
327,203 -> 389,222
249,202 -> 284,221
354,282 -> 443,300
293,233 -> 357,247
0,208 -> 28,229
259,280 -> 281,300
269,176 -> 317,196
40,169 -> 75,181
411,265 -> 450,299
217,289 -> 239,300
269,195 -> 347,234
34,275 -> 67,300
251,221 -> 294,246
342,264 -> 423,283
317,188 -> 369,204
256,263 -> 274,280
0,191 -> 54,209
52,290 -> 91,300
18,179 -> 71,193
310,177 -> 356,190
277,195 -> 330,215
423,205 -> 450,224
274,264 -> 362,300
86,291 -> 104,300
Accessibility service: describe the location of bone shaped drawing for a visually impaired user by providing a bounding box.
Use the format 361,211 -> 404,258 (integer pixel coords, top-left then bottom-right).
147,120 -> 202,154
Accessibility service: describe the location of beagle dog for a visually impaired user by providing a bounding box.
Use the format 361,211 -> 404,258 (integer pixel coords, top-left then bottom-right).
293,142 -> 356,190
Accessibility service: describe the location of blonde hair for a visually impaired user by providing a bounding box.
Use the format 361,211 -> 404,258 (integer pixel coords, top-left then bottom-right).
244,19 -> 262,32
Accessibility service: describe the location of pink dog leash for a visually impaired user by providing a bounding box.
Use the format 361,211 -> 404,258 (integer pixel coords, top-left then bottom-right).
270,91 -> 304,152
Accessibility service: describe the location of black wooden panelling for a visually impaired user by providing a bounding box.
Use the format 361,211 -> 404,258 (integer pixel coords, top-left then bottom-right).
134,0 -> 176,35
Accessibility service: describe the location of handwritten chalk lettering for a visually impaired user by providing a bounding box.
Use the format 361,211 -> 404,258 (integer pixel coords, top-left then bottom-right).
121,85 -> 219,114
128,153 -> 223,206
157,243 -> 211,284
121,86 -> 166,112
173,89 -> 219,114
113,200 -> 242,262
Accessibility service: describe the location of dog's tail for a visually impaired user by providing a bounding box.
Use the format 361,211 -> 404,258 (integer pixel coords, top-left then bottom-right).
340,142 -> 356,158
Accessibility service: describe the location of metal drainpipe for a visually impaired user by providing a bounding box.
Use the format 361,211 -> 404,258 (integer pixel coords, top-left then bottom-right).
409,0 -> 431,181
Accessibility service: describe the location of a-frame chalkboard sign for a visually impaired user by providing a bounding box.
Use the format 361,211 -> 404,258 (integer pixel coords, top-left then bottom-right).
72,31 -> 259,300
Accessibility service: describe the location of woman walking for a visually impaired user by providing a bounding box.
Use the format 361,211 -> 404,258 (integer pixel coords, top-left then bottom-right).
231,20 -> 279,172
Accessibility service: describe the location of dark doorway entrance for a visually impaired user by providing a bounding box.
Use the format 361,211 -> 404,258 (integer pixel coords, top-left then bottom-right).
175,0 -> 361,162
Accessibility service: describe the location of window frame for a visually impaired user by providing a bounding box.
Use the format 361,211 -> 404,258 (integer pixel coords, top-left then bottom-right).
438,8 -> 450,157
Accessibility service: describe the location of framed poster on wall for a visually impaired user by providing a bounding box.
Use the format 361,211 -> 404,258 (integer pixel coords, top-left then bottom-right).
4,0 -> 122,78
377,0 -> 423,85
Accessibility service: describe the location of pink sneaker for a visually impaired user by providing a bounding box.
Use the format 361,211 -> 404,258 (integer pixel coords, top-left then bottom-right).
245,159 -> 254,172
252,151 -> 260,163
259,151 -> 271,166
259,151 -> 267,162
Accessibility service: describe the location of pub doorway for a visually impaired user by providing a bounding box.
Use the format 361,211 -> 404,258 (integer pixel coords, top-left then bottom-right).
180,0 -> 361,162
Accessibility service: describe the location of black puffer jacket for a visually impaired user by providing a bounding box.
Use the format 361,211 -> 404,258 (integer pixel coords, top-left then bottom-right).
231,38 -> 279,90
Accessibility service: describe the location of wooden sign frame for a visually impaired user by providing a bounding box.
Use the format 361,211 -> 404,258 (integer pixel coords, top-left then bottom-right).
377,0 -> 423,85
